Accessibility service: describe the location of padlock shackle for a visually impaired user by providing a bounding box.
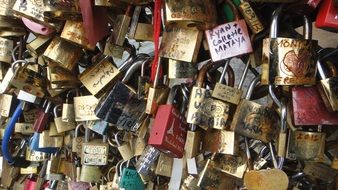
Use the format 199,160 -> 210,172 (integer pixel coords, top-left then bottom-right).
197,61 -> 213,88
269,85 -> 282,108
53,104 -> 62,117
122,55 -> 151,83
218,59 -> 231,84
167,85 -> 180,105
74,123 -> 85,137
224,0 -> 240,21
11,59 -> 28,72
270,5 -> 311,40
245,76 -> 260,100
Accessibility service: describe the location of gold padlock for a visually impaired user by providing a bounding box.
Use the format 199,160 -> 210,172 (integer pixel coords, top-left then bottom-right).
128,6 -> 153,41
53,105 -> 76,133
26,35 -> 52,58
38,130 -> 63,148
155,153 -> 173,177
160,26 -> 202,63
43,0 -> 81,21
61,20 -> 95,50
0,37 -> 13,64
0,94 -> 13,117
48,122 -> 65,137
79,57 -> 120,97
43,37 -> 82,71
202,129 -> 238,155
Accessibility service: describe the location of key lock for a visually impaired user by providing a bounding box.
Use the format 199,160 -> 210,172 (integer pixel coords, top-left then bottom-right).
243,137 -> 289,190
115,131 -> 134,161
128,5 -> 154,41
81,127 -> 109,166
118,159 -> 144,190
230,76 -> 280,143
53,104 -> 76,133
261,5 -> 318,85
72,123 -> 85,155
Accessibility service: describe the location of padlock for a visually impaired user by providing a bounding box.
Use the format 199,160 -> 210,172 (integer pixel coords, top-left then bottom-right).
87,120 -> 109,135
159,26 -> 203,63
303,162 -> 337,183
205,0 -> 253,62
43,37 -> 82,71
137,58 -> 151,100
0,93 -> 16,117
168,59 -> 197,79
145,60 -> 170,115
0,37 -> 13,64
15,122 -> 34,135
10,60 -> 46,98
197,158 -> 237,189
46,62 -> 80,86
230,76 -> 279,143
202,128 -> 239,155
261,7 -> 318,85
30,132 -> 59,154
148,85 -> 188,158
38,129 -> 63,148
184,124 -> 201,159
25,146 -> 46,162
291,85 -> 338,125
135,146 -> 160,175
212,58 -> 250,105
72,124 -> 85,155
186,61 -> 230,130
316,0 -> 338,29
164,0 -> 217,29
115,131 -> 134,161
60,20 -> 96,50
79,56 -> 120,97
61,90 -> 76,122
95,57 -> 147,129
74,94 -> 99,121
48,122 -> 65,137
118,161 -> 145,190
238,1 -> 264,34
33,100 -> 52,133
43,0 -> 81,21
155,153 -> 173,177
211,152 -> 247,179
317,59 -> 338,112
79,165 -> 102,183
82,128 -> 109,166
0,0 -> 16,17
53,104 -> 76,133
287,126 -> 326,162
26,35 -> 52,58
111,5 -> 132,46
128,6 -> 153,41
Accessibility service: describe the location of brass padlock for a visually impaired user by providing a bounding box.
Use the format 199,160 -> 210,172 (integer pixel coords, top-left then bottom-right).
155,153 -> 173,178
238,1 -> 264,34
128,6 -> 153,41
48,122 -> 65,137
0,94 -> 14,117
79,165 -> 102,183
60,20 -> 95,50
168,59 -> 197,79
72,124 -> 85,155
0,37 -> 13,64
244,169 -> 289,190
79,56 -> 120,97
164,0 -> 217,29
26,35 -> 52,58
43,0 -> 81,21
202,128 -> 238,155
111,5 -> 132,46
43,37 -> 82,71
0,0 -> 16,17
261,7 -> 317,85
74,94 -> 99,121
14,122 -> 34,135
53,105 -> 76,133
230,76 -> 279,143
82,128 -> 109,166
38,130 -> 63,148
115,132 -> 134,161
160,26 -> 202,63
184,124 -> 201,159
62,90 -> 76,122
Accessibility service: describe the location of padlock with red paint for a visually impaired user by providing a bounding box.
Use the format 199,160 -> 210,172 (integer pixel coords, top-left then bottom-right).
33,100 -> 53,133
316,0 -> 338,30
23,177 -> 37,190
148,85 -> 188,158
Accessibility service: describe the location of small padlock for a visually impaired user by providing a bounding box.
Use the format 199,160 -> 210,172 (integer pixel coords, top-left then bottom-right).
30,132 -> 59,154
135,146 -> 160,175
230,76 -> 279,143
128,6 -> 153,41
79,165 -> 102,183
33,100 -> 52,133
118,160 -> 145,190
155,153 -> 173,177
72,124 -> 85,155
53,104 -> 76,133
38,129 -> 63,148
111,5 -> 132,46
184,124 -> 201,159
261,7 -> 317,85
205,0 -> 253,62
61,90 -> 76,122
238,1 -> 264,34
317,59 -> 338,112
82,128 -> 109,166
115,131 -> 134,161
0,93 -> 16,118
43,37 -> 82,71
0,37 -> 13,64
60,20 -> 95,50
145,60 -> 170,115
74,93 -> 100,121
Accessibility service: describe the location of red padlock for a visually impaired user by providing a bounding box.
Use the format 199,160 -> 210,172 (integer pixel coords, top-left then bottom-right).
33,101 -> 52,133
316,0 -> 338,30
23,178 -> 37,190
148,85 -> 188,158
291,86 -> 338,125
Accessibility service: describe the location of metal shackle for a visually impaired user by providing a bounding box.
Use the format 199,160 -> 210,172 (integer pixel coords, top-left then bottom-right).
245,76 -> 261,100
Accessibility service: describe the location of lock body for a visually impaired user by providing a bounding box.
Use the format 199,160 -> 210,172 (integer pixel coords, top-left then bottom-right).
317,77 -> 338,112
82,141 -> 109,166
148,105 -> 188,158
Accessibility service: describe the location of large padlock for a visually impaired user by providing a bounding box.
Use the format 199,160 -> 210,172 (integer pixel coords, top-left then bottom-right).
53,104 -> 76,133
159,26 -> 203,63
186,61 -> 230,130
261,6 -> 318,85
81,128 -> 109,166
230,76 -> 279,143
205,0 -> 253,62
148,85 -> 188,158
95,57 -> 147,129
